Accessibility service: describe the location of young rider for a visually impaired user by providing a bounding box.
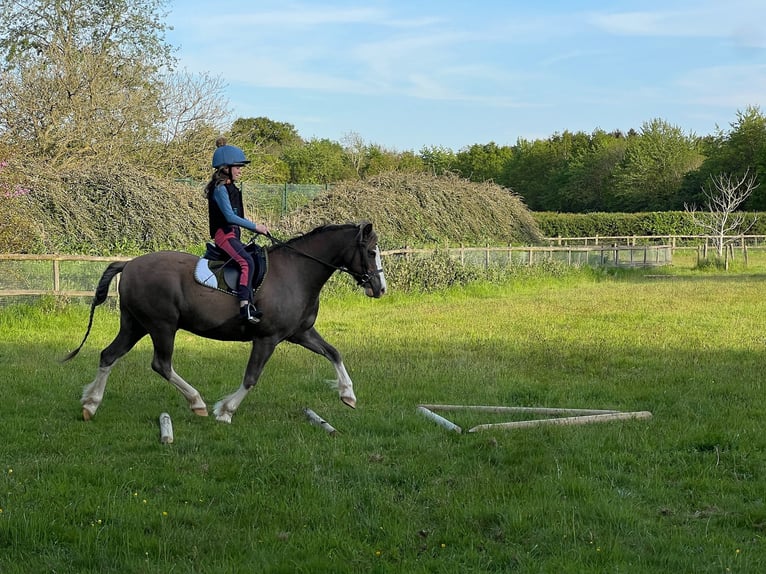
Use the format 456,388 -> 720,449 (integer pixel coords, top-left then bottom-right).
205,138 -> 269,324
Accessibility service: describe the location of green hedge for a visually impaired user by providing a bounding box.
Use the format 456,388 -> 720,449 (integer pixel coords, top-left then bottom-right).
533,211 -> 766,238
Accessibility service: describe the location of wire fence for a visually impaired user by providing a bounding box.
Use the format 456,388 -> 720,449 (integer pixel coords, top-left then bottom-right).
0,243 -> 672,304
6,234 -> 765,303
175,179 -> 330,217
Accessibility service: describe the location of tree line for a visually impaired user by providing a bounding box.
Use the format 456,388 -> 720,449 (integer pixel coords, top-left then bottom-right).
1,0 -> 764,225
223,108 -> 766,215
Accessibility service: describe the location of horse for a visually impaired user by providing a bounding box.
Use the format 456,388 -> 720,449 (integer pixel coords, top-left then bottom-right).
63,222 -> 387,423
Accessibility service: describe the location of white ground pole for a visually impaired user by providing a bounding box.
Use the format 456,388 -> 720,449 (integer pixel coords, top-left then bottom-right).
467,410 -> 653,433
303,408 -> 338,436
159,412 -> 174,444
416,406 -> 463,433
416,404 -> 652,433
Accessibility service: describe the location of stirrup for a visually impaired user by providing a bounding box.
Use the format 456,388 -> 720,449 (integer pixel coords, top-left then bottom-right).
242,303 -> 262,324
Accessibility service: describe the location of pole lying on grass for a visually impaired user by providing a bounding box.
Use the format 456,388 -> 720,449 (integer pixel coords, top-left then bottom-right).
416,406 -> 462,433
159,412 -> 174,444
416,404 -> 653,434
467,411 -> 653,433
419,404 -> 620,416
303,408 -> 338,436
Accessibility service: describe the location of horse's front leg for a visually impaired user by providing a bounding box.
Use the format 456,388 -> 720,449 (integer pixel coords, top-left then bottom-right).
213,340 -> 276,423
288,327 -> 357,408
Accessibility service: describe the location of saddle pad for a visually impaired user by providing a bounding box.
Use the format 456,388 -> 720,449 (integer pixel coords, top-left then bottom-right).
193,247 -> 268,296
193,259 -> 238,294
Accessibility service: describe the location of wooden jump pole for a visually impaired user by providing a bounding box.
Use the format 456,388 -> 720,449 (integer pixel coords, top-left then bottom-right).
419,404 -> 620,416
159,412 -> 174,444
303,408 -> 338,436
416,406 -> 462,433
467,411 -> 653,433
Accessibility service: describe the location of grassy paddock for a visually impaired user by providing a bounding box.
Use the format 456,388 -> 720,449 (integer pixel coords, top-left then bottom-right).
1,270 -> 766,572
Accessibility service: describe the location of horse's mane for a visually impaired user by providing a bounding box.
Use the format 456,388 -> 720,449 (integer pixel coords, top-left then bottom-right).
280,222 -> 373,247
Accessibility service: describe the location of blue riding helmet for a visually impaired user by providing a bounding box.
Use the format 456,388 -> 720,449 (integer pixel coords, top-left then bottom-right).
212,145 -> 250,168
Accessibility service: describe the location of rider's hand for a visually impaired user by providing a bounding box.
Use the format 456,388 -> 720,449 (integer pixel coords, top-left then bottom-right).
255,223 -> 270,235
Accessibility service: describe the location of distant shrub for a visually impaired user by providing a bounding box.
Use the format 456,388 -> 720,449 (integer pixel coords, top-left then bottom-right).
534,211 -> 766,238
1,159 -> 208,254
278,171 -> 543,249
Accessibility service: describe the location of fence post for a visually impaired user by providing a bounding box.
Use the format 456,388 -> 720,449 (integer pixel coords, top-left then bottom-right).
53,259 -> 60,292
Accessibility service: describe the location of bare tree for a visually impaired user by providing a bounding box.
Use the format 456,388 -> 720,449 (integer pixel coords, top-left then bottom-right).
341,131 -> 366,178
148,71 -> 231,179
684,170 -> 759,257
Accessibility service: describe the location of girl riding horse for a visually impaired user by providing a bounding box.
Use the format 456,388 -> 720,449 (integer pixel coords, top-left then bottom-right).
205,139 -> 269,324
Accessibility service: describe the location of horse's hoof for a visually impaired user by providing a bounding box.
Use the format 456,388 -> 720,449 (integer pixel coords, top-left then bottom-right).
215,413 -> 232,424
192,408 -> 208,417
341,396 -> 356,409
82,409 -> 93,421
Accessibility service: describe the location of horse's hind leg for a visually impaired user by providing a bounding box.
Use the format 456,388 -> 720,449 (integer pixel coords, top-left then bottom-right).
288,327 -> 357,408
81,312 -> 147,420
214,340 -> 276,423
149,330 -> 208,416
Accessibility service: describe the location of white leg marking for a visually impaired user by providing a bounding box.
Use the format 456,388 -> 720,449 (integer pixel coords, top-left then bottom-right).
213,385 -> 250,424
335,361 -> 357,407
168,368 -> 207,414
81,365 -> 112,418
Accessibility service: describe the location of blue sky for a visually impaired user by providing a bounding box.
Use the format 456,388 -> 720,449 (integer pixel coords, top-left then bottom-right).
166,0 -> 766,152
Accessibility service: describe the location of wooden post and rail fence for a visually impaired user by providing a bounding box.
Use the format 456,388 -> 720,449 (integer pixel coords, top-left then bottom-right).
0,235 -> 762,299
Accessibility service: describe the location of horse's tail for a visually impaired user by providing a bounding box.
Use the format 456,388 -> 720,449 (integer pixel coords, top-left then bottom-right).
60,261 -> 128,363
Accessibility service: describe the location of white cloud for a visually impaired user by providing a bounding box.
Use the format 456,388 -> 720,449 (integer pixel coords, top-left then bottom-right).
589,1 -> 766,39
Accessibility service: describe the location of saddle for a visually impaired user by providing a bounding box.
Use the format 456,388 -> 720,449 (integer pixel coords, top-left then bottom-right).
193,242 -> 268,297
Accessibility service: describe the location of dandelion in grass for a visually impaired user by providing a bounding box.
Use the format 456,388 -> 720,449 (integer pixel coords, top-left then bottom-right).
375,550 -> 382,557
162,511 -> 168,517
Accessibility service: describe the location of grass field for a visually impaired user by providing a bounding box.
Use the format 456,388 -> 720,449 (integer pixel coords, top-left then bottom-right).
1,263 -> 766,572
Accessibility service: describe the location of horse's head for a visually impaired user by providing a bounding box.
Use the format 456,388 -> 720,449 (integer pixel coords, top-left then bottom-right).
350,222 -> 387,298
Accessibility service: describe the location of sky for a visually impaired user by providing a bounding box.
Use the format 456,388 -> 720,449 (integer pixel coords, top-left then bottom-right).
165,0 -> 766,152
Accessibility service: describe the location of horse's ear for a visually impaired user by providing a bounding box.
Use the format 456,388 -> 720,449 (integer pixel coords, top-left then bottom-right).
360,221 -> 373,238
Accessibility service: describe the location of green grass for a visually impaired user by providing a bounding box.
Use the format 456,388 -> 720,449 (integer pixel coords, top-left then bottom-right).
2,268 -> 766,572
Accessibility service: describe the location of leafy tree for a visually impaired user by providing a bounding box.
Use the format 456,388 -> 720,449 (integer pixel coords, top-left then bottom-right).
394,150 -> 426,174
281,138 -> 353,184
0,0 -> 175,168
226,117 -> 303,183
612,119 -> 703,211
229,117 -> 303,155
681,106 -> 766,210
362,144 -> 403,177
419,145 -> 456,175
502,138 -> 563,211
558,130 -> 628,212
454,142 -> 513,184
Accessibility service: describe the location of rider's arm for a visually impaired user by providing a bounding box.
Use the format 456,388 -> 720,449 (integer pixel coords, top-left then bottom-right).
212,185 -> 257,232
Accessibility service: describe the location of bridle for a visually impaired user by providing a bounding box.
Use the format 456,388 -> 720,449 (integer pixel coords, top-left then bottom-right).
264,226 -> 383,290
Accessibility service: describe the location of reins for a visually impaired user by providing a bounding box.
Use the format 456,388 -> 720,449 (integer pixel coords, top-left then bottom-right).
263,228 -> 377,288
